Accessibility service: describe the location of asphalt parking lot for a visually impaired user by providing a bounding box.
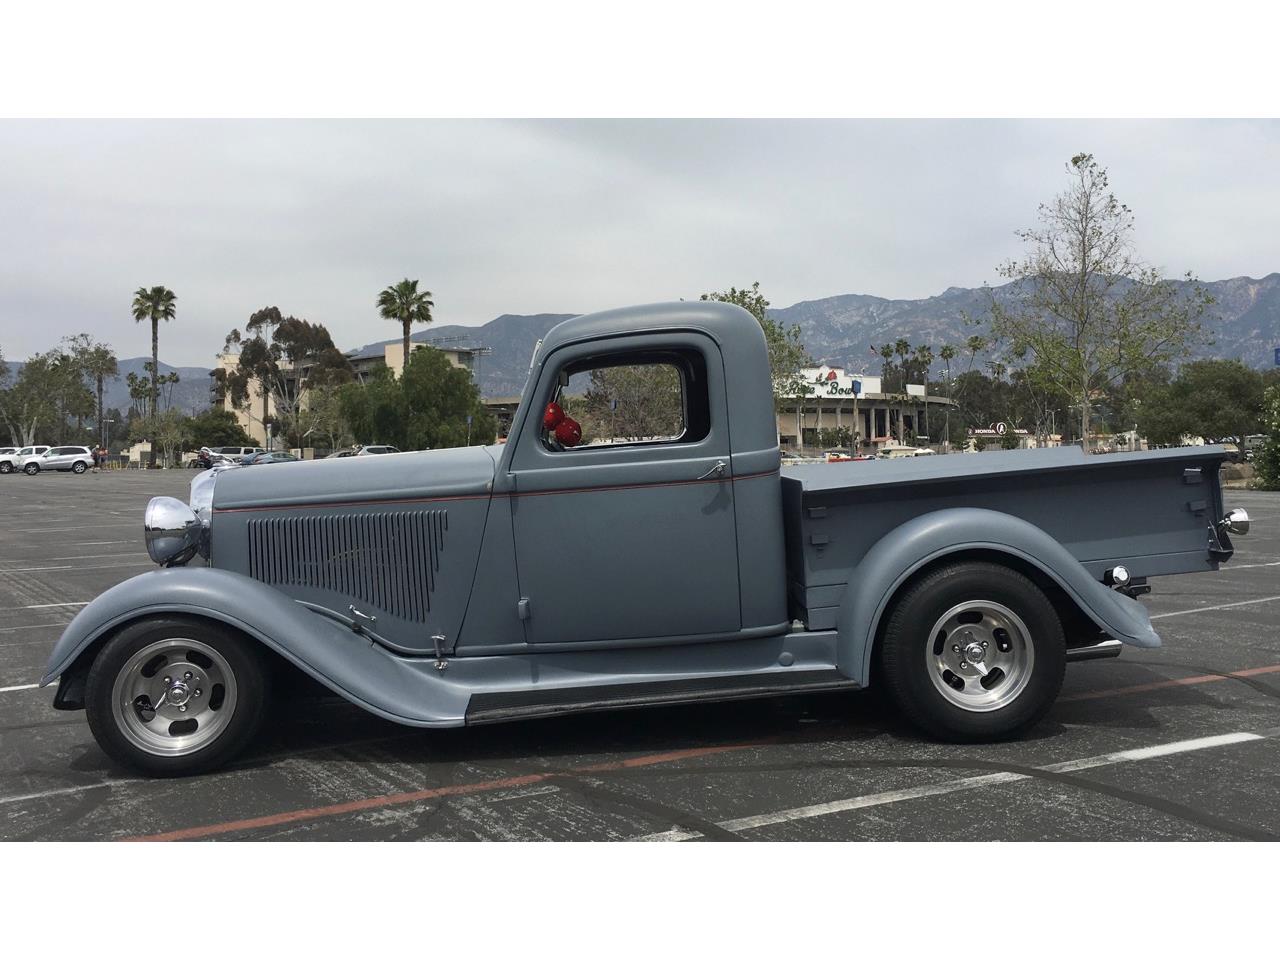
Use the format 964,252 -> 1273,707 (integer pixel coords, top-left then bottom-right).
1,469 -> 1278,841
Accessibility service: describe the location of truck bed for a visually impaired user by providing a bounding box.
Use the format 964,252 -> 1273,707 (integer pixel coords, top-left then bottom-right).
780,446 -> 1229,630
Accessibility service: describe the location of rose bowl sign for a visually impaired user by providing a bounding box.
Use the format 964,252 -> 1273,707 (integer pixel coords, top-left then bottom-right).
801,366 -> 881,398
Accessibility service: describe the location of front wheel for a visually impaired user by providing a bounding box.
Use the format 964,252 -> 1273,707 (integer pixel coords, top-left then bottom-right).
23,462 -> 39,475
85,617 -> 269,776
0,462 -> 11,474
877,560 -> 1065,742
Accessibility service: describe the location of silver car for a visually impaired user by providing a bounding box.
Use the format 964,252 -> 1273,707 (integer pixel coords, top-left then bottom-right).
28,446 -> 94,475
0,445 -> 50,474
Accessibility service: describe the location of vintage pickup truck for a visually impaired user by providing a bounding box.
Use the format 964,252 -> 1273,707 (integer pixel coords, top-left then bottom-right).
43,301 -> 1250,775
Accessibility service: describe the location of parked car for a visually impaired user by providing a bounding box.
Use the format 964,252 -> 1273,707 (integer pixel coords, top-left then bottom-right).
25,446 -> 95,474
42,301 -> 1251,776
877,445 -> 935,459
210,446 -> 264,459
242,451 -> 299,465
356,445 -> 402,456
0,445 -> 51,474
1218,442 -> 1242,464
324,449 -> 358,458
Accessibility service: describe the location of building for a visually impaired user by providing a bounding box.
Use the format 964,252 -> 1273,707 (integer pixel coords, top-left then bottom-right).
777,365 -> 958,454
346,337 -> 488,382
213,332 -> 490,447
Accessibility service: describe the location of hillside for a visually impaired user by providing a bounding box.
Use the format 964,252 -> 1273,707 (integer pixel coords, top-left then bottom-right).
8,275 -> 1278,403
406,275 -> 1280,395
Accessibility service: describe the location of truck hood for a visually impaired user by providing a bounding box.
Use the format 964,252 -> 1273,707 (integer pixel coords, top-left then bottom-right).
211,445 -> 499,512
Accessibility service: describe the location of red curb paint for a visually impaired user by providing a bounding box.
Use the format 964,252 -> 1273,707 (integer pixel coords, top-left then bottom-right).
123,741 -> 760,842
1060,663 -> 1280,702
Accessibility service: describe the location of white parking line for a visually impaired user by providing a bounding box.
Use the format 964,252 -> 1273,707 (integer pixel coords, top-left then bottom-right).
0,602 -> 88,611
0,552 -> 142,564
0,620 -> 71,634
636,729 -> 1272,841
0,561 -> 152,573
1150,595 -> 1280,620
0,683 -> 41,693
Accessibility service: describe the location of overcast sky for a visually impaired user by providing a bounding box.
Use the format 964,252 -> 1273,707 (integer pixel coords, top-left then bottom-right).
1,119 -> 1277,367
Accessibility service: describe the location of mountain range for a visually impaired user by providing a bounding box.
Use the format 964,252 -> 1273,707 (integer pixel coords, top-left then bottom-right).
9,275 -> 1279,408
425,273 -> 1280,396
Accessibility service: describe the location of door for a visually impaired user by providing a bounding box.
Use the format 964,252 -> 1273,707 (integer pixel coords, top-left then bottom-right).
506,333 -> 742,647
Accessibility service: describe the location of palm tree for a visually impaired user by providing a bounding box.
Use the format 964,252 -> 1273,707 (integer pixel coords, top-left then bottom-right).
84,344 -> 119,449
939,345 -> 957,450
377,279 -> 434,376
893,338 -> 911,443
913,344 -> 935,441
131,286 -> 177,467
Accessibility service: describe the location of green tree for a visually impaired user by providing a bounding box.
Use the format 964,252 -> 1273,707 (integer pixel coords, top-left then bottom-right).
400,347 -> 495,449
1134,360 -> 1265,445
338,369 -> 408,449
700,282 -> 809,409
62,335 -> 119,448
131,285 -> 177,466
223,307 -> 353,448
186,408 -> 254,449
298,381 -> 355,452
981,154 -> 1213,448
1254,385 -> 1280,490
579,363 -> 683,442
377,278 -> 435,373
152,409 -> 190,467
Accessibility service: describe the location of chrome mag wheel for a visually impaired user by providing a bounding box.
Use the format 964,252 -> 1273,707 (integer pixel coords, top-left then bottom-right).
926,600 -> 1035,712
110,637 -> 239,756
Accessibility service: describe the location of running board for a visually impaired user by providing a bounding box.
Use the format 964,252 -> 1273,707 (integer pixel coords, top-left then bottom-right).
1066,638 -> 1123,663
465,669 -> 858,725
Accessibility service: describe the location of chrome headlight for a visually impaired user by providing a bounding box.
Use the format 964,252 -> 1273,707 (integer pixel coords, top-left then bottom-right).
144,496 -> 204,567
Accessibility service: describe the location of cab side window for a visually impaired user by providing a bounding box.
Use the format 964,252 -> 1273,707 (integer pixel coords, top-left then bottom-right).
542,349 -> 711,452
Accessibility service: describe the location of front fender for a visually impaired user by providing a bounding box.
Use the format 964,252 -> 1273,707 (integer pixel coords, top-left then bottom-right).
41,567 -> 470,727
835,507 -> 1160,685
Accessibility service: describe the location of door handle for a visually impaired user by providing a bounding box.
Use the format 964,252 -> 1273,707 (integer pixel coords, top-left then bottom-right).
697,460 -> 727,481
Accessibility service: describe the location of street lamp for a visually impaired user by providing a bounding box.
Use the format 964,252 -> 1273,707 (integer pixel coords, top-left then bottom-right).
101,418 -> 115,450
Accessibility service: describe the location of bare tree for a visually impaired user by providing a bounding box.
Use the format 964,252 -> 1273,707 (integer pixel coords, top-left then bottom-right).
983,154 -> 1213,447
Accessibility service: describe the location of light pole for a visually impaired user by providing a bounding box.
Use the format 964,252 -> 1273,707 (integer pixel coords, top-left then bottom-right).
101,418 -> 115,450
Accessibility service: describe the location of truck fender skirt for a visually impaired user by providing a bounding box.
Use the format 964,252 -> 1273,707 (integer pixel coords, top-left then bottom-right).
834,507 -> 1160,685
40,567 -> 469,727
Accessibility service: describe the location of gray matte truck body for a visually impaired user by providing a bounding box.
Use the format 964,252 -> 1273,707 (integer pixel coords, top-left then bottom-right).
43,301 -> 1241,744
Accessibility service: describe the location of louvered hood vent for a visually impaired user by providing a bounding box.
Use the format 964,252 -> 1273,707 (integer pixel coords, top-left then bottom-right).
247,510 -> 447,621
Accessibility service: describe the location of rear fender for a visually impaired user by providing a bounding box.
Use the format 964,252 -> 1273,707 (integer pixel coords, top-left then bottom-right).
835,508 -> 1160,685
41,567 -> 469,727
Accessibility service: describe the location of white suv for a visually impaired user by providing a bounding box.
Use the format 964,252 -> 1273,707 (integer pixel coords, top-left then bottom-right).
28,446 -> 94,474
0,445 -> 50,474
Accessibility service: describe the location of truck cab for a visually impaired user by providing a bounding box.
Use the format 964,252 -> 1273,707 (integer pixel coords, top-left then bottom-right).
489,302 -> 787,650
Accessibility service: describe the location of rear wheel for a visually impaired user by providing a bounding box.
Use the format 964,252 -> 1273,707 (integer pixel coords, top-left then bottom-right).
72,460 -> 88,474
23,462 -> 38,475
877,560 -> 1065,742
0,462 -> 11,474
85,617 -> 269,776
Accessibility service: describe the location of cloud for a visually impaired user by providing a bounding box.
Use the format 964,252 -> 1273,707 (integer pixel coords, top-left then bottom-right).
1,119 -> 1277,366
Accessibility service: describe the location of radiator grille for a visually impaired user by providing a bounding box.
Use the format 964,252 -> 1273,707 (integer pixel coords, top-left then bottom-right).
246,510 -> 447,621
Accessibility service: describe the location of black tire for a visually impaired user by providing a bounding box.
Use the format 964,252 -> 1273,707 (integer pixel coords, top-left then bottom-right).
72,460 -> 88,474
0,462 -> 11,474
23,462 -> 39,475
877,560 -> 1065,742
85,616 -> 269,777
